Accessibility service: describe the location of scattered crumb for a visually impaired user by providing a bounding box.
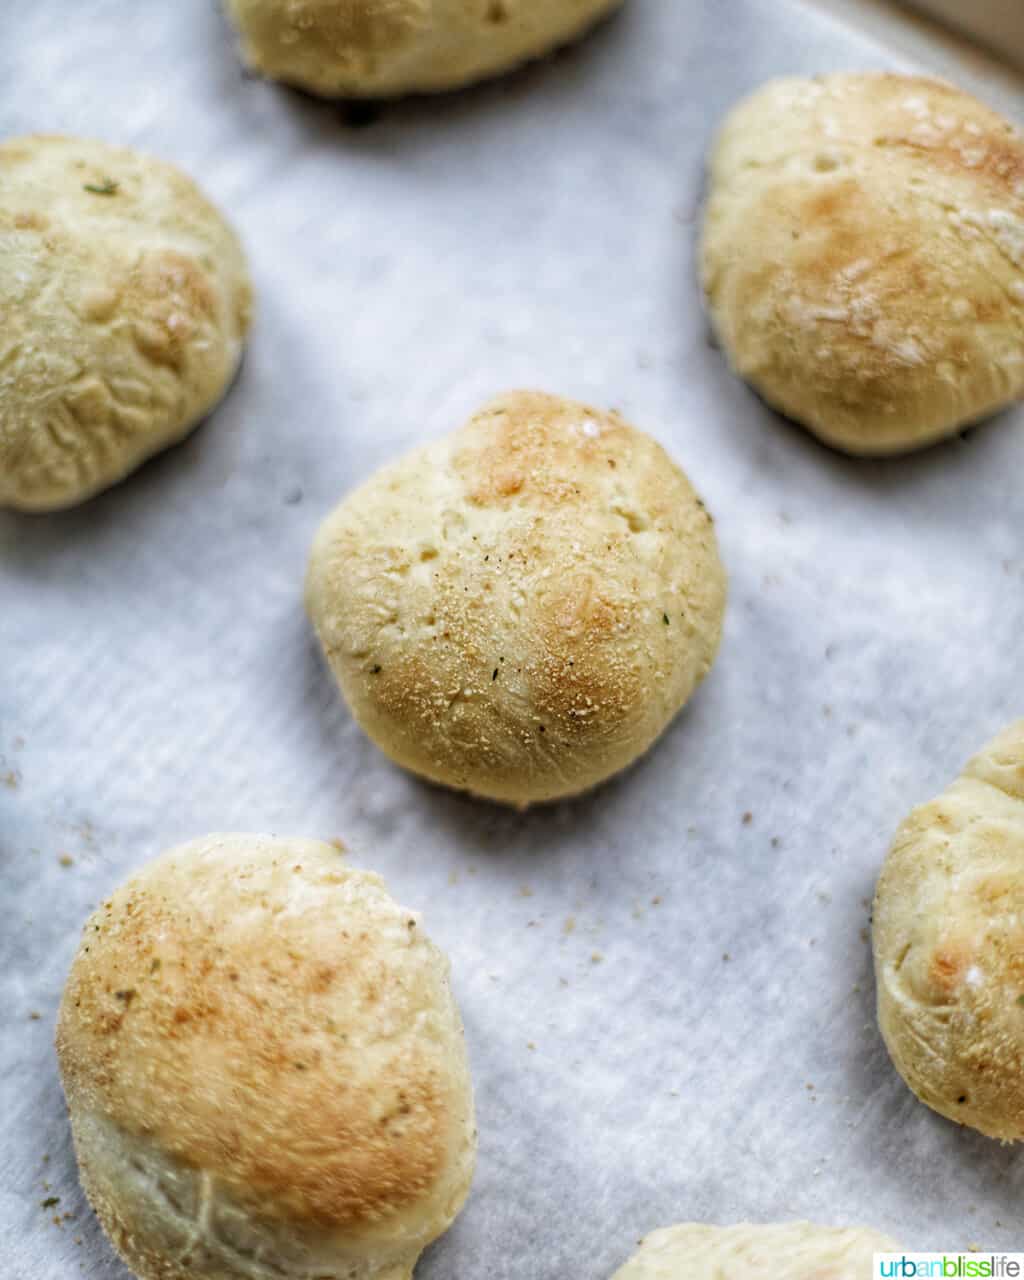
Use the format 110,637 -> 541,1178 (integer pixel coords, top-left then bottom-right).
590,952 -> 604,965
563,916 -> 575,935
29,1011 -> 41,1021
41,1197 -> 60,1209
519,885 -> 533,898
722,952 -> 731,962
742,811 -> 753,826
328,838 -> 346,854
73,820 -> 96,847
3,769 -> 19,789
527,1042 -> 536,1052
59,854 -> 74,868
651,896 -> 661,907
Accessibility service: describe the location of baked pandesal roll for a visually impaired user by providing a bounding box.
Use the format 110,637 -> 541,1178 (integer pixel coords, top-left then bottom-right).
0,135 -> 252,512
874,721 -> 1024,1140
225,0 -> 623,98
306,391 -> 726,807
701,73 -> 1024,455
611,1222 -> 900,1278
56,834 -> 476,1280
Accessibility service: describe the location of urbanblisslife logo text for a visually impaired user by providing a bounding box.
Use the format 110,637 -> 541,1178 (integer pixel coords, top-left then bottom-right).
875,1255 -> 1024,1278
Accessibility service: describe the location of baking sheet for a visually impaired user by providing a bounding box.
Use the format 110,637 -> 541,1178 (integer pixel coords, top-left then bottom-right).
903,0 -> 1024,67
3,1 -> 1024,1275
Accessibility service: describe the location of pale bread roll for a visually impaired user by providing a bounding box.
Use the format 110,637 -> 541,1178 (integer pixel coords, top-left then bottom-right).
0,135 -> 252,512
700,73 -> 1024,455
612,1222 -> 900,1278
56,834 -> 476,1280
874,721 -> 1024,1140
225,0 -> 623,98
305,391 -> 727,807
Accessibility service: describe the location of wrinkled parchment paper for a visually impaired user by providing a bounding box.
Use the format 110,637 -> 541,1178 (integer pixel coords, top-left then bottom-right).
3,2 -> 1024,1275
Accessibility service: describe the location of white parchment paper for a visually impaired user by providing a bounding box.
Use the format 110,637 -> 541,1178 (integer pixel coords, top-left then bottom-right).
3,2 -> 1024,1275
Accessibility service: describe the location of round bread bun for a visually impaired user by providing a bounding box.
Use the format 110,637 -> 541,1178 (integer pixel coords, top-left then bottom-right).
0,135 -> 252,512
56,834 -> 476,1280
611,1222 -> 900,1278
224,0 -> 623,98
305,390 -> 726,807
874,720 -> 1024,1140
700,73 -> 1024,456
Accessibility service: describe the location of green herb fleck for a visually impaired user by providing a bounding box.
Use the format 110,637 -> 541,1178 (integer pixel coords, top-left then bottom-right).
150,958 -> 161,974
1017,995 -> 1024,1008
41,1197 -> 60,1210
114,989 -> 136,1004
83,177 -> 119,196
663,613 -> 670,625
492,668 -> 499,681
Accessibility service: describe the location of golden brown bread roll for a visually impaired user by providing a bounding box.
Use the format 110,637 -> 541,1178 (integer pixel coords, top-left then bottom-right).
0,135 -> 252,511
225,0 -> 624,97
874,721 -> 1024,1140
611,1222 -> 900,1278
56,834 -> 476,1280
305,391 -> 727,807
701,73 -> 1024,455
